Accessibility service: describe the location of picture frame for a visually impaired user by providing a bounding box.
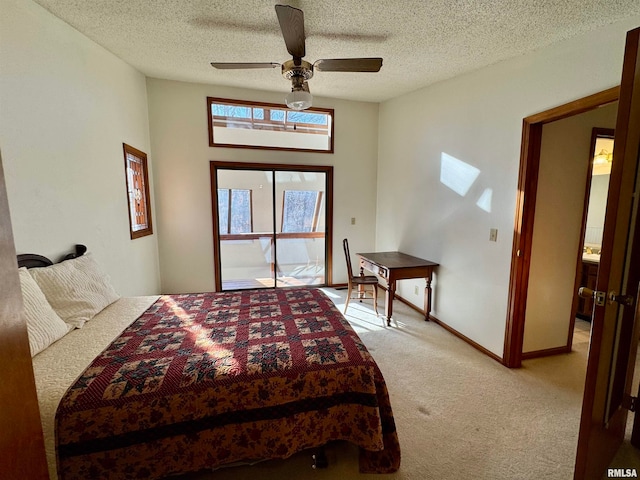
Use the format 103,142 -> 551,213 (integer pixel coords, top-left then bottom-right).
123,143 -> 153,239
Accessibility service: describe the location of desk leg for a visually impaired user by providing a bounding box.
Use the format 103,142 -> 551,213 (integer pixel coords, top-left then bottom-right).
424,273 -> 433,321
385,280 -> 395,326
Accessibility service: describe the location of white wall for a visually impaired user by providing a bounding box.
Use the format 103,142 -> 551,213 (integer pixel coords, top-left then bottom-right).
523,104 -> 617,353
147,79 -> 379,294
214,127 -> 330,151
377,17 -> 640,357
585,174 -> 611,240
0,0 -> 160,296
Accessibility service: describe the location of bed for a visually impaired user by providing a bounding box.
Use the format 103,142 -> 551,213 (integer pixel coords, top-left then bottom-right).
19,247 -> 400,479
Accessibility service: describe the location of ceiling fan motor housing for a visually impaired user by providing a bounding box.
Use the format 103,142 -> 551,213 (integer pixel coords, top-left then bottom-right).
282,59 -> 314,86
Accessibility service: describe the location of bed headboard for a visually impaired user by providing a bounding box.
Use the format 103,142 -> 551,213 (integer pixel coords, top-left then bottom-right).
17,244 -> 87,269
16,254 -> 53,269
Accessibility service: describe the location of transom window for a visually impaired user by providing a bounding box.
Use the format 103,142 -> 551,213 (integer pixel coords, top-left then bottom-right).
207,97 -> 334,153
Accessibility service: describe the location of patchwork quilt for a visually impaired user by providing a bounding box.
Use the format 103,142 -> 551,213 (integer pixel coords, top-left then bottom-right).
55,288 -> 400,479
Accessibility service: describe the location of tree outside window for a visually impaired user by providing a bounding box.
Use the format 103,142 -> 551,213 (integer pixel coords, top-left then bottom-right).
218,188 -> 252,234
281,190 -> 323,233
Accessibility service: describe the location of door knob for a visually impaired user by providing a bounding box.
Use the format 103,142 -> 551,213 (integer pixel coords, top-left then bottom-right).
578,287 -> 594,299
578,287 -> 606,306
577,287 -> 634,307
609,291 -> 634,306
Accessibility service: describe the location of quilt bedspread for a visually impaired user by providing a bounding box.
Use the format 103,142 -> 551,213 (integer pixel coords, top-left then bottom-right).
55,288 -> 400,479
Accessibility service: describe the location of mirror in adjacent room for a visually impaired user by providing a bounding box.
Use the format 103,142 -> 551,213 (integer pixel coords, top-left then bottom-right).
576,127 -> 614,320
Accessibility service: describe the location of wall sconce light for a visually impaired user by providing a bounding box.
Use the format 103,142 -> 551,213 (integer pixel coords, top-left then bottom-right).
593,149 -> 613,165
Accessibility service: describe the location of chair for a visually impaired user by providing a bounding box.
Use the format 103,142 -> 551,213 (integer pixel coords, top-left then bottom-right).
343,238 -> 378,315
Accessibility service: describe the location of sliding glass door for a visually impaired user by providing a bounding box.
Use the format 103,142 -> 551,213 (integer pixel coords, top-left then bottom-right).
274,170 -> 326,287
215,168 -> 274,289
211,162 -> 333,291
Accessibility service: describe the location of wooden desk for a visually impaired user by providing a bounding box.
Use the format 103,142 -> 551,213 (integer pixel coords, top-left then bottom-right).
357,251 -> 438,326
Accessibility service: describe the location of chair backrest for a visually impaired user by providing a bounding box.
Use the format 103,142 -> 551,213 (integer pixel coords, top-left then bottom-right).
343,238 -> 353,278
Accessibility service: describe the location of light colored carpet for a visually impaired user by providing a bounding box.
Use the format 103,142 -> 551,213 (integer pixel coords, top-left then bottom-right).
179,288 -> 640,480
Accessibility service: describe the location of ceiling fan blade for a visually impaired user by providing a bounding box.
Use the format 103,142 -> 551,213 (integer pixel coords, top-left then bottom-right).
211,62 -> 280,69
314,58 -> 383,72
275,4 -> 305,59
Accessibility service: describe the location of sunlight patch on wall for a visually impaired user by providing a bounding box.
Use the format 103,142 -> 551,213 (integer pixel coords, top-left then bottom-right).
476,188 -> 493,213
440,153 -> 480,196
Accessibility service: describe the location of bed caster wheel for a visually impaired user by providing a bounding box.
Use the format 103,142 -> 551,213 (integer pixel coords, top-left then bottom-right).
312,447 -> 328,469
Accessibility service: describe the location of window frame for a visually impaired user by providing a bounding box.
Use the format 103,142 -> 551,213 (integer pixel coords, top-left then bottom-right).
123,143 -> 153,239
207,97 -> 334,154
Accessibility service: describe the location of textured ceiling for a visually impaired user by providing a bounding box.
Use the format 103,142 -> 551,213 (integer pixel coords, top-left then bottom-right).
33,0 -> 640,103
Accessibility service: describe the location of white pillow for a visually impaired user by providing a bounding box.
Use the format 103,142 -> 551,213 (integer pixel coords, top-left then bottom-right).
30,253 -> 120,329
18,267 -> 72,356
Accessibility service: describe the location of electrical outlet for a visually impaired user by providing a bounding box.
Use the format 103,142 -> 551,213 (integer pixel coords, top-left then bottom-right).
414,285 -> 419,295
489,228 -> 498,242
351,217 -> 356,225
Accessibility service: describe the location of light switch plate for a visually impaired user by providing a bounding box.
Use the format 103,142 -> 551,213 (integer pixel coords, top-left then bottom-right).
490,228 -> 498,242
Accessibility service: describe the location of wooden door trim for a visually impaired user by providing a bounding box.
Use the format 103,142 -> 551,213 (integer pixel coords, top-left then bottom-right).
503,87 -> 620,368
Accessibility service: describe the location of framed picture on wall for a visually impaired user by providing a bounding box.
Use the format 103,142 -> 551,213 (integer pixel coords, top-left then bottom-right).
123,143 -> 153,239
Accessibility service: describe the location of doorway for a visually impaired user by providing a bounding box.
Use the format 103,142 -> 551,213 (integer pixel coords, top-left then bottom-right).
210,161 -> 334,291
505,27 -> 640,479
519,107 -> 618,360
504,87 -> 619,368
574,128 -> 615,322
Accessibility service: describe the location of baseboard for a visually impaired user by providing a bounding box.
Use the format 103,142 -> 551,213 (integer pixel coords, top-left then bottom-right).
429,314 -> 505,364
521,345 -> 571,360
381,287 -> 505,365
330,283 -> 505,366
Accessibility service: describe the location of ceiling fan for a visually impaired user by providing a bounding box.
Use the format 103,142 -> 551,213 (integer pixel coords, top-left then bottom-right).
211,4 -> 383,111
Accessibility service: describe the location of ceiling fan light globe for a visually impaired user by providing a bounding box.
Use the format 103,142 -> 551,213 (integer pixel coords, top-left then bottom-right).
285,90 -> 312,110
